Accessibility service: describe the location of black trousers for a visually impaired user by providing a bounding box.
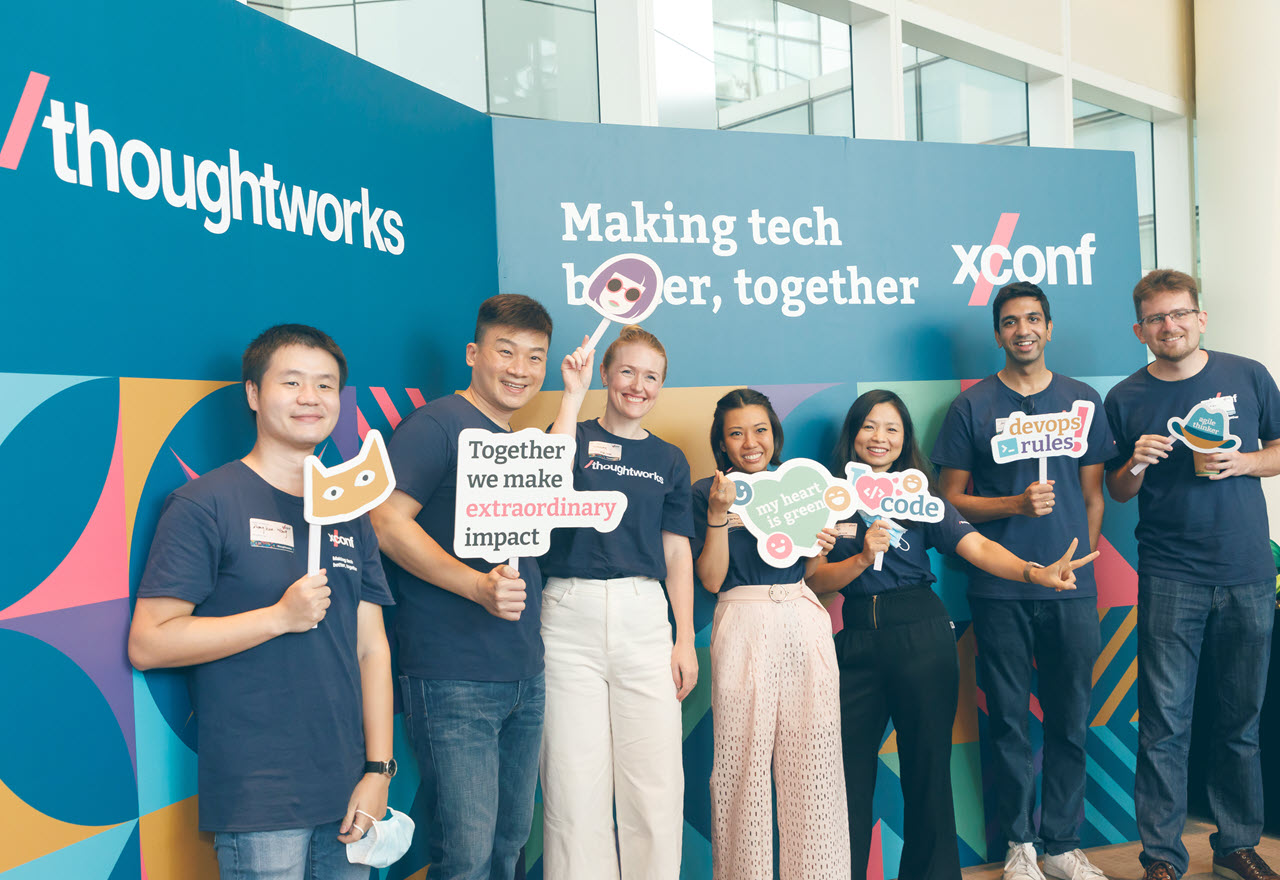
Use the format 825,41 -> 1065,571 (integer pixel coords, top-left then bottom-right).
836,586 -> 962,880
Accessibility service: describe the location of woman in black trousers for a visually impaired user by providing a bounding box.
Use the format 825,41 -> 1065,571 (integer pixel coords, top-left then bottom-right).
809,390 -> 1096,880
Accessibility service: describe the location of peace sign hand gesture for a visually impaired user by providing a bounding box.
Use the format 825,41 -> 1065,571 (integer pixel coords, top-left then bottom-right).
1028,538 -> 1100,592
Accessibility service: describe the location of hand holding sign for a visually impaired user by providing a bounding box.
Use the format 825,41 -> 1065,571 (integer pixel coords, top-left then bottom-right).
1018,480 -> 1056,518
1028,538 -> 1101,592
277,571 -> 332,631
474,564 -> 527,621
561,335 -> 595,398
581,254 -> 663,354
860,519 -> 893,568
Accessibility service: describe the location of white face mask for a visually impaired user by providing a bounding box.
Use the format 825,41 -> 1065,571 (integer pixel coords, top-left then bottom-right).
346,807 -> 415,868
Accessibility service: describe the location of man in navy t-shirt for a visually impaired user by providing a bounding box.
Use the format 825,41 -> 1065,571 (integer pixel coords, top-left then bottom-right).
371,294 -> 552,880
934,282 -> 1115,880
1104,270 -> 1280,880
129,325 -> 396,880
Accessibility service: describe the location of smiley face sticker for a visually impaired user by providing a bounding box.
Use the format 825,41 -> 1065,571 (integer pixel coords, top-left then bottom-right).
729,458 -> 861,568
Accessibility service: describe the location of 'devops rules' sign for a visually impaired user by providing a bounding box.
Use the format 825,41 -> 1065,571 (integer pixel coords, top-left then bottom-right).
453,428 -> 627,562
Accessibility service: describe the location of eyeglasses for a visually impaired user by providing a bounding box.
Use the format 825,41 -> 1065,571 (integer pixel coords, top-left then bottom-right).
1020,396 -> 1035,414
1140,308 -> 1200,327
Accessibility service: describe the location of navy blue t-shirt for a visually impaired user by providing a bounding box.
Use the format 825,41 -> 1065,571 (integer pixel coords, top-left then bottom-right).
827,494 -> 974,598
691,475 -> 808,590
542,420 -> 694,580
1104,350 -> 1280,585
385,393 -> 543,681
931,373 -> 1115,600
137,460 -> 393,832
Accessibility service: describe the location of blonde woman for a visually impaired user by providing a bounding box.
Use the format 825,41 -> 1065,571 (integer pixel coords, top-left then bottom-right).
540,325 -> 698,880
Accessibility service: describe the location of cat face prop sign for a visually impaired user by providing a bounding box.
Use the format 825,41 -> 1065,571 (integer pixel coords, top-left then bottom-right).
303,429 -> 396,574
728,459 -> 945,568
454,428 -> 628,564
990,400 -> 1095,465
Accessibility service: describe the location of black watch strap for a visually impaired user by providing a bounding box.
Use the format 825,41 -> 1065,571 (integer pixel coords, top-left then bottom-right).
364,758 -> 397,778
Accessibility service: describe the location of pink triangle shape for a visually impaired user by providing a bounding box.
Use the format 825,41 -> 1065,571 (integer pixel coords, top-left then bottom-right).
0,417 -> 126,620
868,818 -> 884,880
1093,535 -> 1137,609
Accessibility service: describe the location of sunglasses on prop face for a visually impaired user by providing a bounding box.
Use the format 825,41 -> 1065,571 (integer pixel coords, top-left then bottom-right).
606,273 -> 645,302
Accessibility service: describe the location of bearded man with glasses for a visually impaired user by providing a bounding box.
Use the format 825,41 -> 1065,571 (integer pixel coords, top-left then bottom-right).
1104,269 -> 1280,880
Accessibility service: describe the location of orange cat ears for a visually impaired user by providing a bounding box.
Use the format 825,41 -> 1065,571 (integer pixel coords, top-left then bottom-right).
304,429 -> 397,525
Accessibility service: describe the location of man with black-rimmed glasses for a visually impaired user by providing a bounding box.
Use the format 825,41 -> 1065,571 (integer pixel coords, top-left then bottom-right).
1105,269 -> 1280,880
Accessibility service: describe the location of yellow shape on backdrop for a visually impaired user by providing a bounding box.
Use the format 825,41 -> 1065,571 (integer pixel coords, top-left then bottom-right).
1093,657 -> 1139,728
0,776 -> 121,873
1093,606 -> 1137,689
120,378 -> 234,551
139,795 -> 217,880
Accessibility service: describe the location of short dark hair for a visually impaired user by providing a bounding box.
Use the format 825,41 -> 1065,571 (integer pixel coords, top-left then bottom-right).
831,389 -> 936,488
1132,269 -> 1199,320
475,294 -> 553,344
710,388 -> 784,473
992,281 -> 1051,332
242,324 -> 348,390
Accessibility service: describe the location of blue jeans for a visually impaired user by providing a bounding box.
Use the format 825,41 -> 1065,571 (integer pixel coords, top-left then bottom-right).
213,821 -> 369,880
1135,576 -> 1275,875
400,673 -> 545,880
970,595 -> 1100,857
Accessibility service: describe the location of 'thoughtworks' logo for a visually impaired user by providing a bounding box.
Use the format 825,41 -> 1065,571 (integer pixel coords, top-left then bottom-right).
2,71 -> 405,254
952,212 -> 1096,306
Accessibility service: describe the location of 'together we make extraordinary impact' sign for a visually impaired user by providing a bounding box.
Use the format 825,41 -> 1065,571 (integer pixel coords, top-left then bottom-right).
453,428 -> 627,563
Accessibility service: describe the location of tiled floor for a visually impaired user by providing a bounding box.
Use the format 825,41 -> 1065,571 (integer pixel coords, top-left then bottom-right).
962,822 -> 1280,880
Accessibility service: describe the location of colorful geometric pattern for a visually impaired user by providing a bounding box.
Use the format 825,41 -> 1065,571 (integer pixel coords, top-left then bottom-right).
0,375 -> 1142,879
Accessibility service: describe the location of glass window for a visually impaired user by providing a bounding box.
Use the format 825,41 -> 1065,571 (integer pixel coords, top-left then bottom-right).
485,0 -> 600,123
712,0 -> 853,137
257,0 -> 598,124
903,45 -> 1027,146
355,0 -> 487,112
728,104 -> 810,135
1073,99 -> 1156,272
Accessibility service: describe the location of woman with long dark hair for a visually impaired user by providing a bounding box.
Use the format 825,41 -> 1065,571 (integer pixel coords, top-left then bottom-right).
809,389 -> 1097,880
694,387 -> 848,880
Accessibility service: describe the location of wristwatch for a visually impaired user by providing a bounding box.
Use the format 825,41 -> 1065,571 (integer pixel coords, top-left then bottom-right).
364,758 -> 397,778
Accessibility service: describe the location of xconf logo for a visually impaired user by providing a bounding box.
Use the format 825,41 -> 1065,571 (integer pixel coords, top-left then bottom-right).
2,71 -> 405,254
329,530 -> 355,549
952,213 -> 1096,306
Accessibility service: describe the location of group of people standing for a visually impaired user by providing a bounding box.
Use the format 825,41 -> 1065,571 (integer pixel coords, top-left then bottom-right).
128,267 -> 1278,880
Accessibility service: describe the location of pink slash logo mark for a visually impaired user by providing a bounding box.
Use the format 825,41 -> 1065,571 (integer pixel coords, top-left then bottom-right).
967,212 -> 1020,306
0,71 -> 50,171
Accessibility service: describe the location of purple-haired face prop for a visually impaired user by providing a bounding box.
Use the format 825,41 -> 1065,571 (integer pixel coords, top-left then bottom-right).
584,254 -> 663,323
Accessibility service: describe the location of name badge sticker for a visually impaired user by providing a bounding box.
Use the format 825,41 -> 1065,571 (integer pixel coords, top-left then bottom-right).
250,518 -> 294,552
834,522 -> 859,538
725,512 -> 744,530
587,441 -> 623,461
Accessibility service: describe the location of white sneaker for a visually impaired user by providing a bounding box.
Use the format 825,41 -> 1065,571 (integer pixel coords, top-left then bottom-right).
1044,849 -> 1108,880
1005,842 -> 1047,880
